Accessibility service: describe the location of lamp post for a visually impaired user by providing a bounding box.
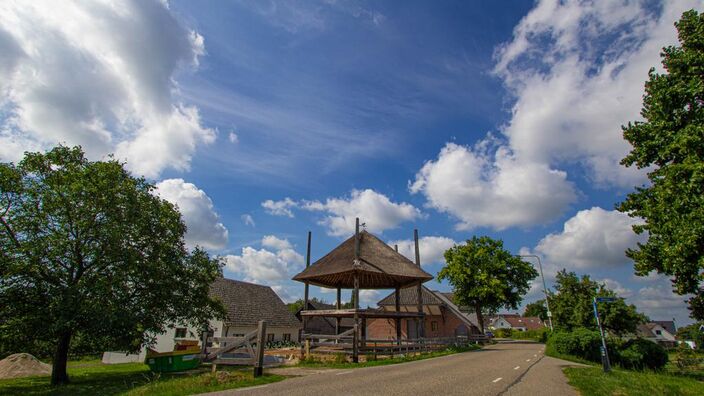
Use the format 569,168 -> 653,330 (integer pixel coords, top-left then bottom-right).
516,254 -> 553,331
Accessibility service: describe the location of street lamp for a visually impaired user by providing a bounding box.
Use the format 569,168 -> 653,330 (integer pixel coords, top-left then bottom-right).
516,254 -> 553,331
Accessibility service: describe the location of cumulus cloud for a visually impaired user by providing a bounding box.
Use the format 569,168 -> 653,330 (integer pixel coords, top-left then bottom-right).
389,236 -> 457,266
303,189 -> 422,237
154,179 -> 228,250
261,198 -> 297,218
410,142 -> 575,230
360,290 -> 380,307
534,207 -> 646,270
598,278 -> 634,298
0,0 -> 213,178
224,235 -> 303,284
493,0 -> 700,187
629,280 -> 691,323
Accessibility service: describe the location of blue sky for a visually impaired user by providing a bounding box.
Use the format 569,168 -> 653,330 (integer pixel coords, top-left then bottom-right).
1,0 -> 701,325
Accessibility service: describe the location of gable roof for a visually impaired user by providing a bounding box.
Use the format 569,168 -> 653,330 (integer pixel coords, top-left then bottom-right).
210,277 -> 301,328
638,322 -> 676,338
377,286 -> 480,330
292,230 -> 433,289
300,301 -> 355,327
653,321 -> 676,335
503,316 -> 544,330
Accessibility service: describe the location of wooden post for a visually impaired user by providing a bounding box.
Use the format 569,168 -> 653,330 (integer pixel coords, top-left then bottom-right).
303,231 -> 311,333
200,324 -> 209,357
253,320 -> 267,377
335,287 -> 341,336
414,229 -> 424,340
395,286 -> 401,345
352,323 -> 359,363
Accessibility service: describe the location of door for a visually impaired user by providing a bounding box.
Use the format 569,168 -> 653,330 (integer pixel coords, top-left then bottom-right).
406,320 -> 417,339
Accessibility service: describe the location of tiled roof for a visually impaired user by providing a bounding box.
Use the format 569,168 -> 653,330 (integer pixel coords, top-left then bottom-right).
503,316 -> 544,330
210,277 -> 301,328
653,321 -> 676,335
306,301 -> 355,327
377,285 -> 444,306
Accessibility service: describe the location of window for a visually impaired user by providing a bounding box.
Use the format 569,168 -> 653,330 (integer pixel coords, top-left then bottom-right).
175,328 -> 187,338
655,330 -> 662,335
431,321 -> 438,331
267,333 -> 275,342
283,333 -> 291,341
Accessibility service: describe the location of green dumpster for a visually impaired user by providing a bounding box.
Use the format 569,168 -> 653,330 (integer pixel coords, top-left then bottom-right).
145,348 -> 202,372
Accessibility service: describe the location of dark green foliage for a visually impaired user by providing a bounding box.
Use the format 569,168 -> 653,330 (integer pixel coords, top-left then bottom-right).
438,236 -> 538,332
548,328 -> 606,362
0,146 -> 225,385
676,322 -> 704,349
524,299 -> 548,321
618,10 -> 704,320
550,270 -> 647,335
616,338 -> 669,370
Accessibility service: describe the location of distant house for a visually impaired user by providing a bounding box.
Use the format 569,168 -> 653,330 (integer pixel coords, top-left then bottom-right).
367,286 -> 481,339
295,300 -> 354,335
637,321 -> 677,347
490,314 -> 544,332
103,277 -> 301,363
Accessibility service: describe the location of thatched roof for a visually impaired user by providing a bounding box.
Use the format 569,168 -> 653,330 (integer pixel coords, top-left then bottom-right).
292,230 -> 433,289
210,278 -> 301,328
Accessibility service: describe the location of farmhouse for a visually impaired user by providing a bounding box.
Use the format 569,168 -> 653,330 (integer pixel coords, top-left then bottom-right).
367,286 -> 482,339
489,314 -> 544,332
103,277 -> 301,363
636,320 -> 677,347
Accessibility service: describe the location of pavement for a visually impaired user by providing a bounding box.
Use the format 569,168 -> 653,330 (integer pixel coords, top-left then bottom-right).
203,342 -> 586,396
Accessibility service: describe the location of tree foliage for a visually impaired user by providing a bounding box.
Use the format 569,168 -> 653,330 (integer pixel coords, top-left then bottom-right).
549,270 -> 647,335
618,10 -> 704,319
524,299 -> 548,321
0,146 -> 225,385
438,236 -> 538,332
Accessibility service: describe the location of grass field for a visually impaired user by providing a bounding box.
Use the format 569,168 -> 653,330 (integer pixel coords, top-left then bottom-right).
297,344 -> 480,369
0,360 -> 285,396
564,366 -> 704,396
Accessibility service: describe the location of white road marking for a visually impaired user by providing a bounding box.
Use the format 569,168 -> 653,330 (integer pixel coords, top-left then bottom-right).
336,370 -> 354,375
237,385 -> 268,391
513,366 -> 520,370
493,377 -> 503,383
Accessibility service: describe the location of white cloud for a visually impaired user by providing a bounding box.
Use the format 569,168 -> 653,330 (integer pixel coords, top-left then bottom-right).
359,290 -> 380,307
629,281 -> 691,323
154,178 -> 228,251
493,0 -> 701,187
228,131 -> 239,144
271,285 -> 300,304
389,236 -> 457,266
534,207 -> 646,270
224,239 -> 303,284
410,142 -> 576,230
262,235 -> 293,251
0,0 -> 213,178
303,189 -> 422,237
261,197 -> 297,218
598,278 -> 634,298
241,214 -> 255,227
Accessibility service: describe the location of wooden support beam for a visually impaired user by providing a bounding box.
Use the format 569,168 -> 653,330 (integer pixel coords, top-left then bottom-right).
303,231 -> 311,332
335,287 -> 341,335
253,320 -> 267,377
395,286 -> 401,345
352,323 -> 359,363
414,229 -> 424,339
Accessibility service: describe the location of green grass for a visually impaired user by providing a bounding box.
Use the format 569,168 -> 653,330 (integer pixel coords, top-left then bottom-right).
0,360 -> 284,396
564,366 -> 704,396
297,344 -> 480,369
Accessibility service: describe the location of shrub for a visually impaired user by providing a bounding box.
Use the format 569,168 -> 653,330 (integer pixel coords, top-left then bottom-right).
494,328 -> 512,338
615,338 -> 668,370
548,328 -> 603,362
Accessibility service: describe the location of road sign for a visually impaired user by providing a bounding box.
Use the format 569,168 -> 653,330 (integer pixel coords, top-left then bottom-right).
596,297 -> 616,302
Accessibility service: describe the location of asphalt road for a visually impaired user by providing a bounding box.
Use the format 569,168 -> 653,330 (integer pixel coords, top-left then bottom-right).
206,342 -> 582,396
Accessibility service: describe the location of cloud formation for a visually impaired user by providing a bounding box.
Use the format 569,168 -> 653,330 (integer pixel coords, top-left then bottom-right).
0,0 -> 213,178
154,179 -> 228,251
303,189 -> 422,237
261,198 -> 297,218
389,236 -> 457,266
534,207 -> 646,270
224,236 -> 303,284
411,142 -> 575,230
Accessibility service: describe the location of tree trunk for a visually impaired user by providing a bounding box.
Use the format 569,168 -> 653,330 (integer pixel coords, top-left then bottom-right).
51,331 -> 72,385
475,302 -> 484,334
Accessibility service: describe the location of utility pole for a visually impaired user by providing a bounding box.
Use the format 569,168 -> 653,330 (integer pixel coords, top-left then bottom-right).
593,296 -> 615,373
516,254 -> 553,330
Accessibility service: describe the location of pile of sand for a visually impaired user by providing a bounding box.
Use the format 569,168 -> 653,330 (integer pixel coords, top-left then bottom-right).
0,353 -> 51,379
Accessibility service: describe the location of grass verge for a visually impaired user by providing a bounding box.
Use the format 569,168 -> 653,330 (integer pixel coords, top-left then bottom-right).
297,344 -> 480,369
563,366 -> 704,396
0,360 -> 285,396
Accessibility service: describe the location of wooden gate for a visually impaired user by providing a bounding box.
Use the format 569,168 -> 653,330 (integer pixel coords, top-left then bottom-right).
201,320 -> 267,377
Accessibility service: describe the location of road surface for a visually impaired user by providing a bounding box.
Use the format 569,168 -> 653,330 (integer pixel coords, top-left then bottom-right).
205,342 -> 583,396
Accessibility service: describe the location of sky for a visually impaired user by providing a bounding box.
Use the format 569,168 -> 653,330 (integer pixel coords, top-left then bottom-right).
0,0 -> 701,326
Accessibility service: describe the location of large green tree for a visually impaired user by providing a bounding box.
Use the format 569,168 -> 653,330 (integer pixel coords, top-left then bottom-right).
0,146 -> 225,385
438,236 -> 538,332
618,10 -> 704,319
550,270 -> 647,335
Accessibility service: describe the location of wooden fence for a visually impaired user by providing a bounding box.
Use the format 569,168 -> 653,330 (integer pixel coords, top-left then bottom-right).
201,320 -> 267,377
